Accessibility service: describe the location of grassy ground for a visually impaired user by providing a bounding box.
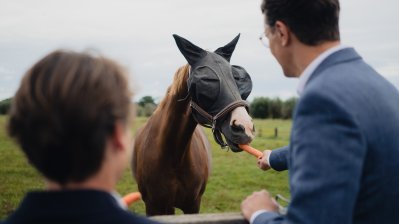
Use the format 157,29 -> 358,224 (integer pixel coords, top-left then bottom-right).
0,115 -> 291,219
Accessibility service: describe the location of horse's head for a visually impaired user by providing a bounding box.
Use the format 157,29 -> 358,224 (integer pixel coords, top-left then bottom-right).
173,34 -> 254,152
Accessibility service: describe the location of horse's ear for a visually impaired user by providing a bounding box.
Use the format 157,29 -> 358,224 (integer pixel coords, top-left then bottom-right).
173,34 -> 206,66
232,65 -> 252,100
214,33 -> 240,62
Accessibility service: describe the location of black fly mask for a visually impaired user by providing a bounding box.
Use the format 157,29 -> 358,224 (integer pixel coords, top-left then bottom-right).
173,34 -> 252,149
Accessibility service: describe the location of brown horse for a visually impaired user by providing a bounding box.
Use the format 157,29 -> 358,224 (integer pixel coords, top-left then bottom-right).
133,64 -> 211,215
132,34 -> 255,216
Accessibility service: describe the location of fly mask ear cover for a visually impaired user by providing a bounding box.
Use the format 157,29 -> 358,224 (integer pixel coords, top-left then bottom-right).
232,65 -> 252,100
173,34 -> 252,147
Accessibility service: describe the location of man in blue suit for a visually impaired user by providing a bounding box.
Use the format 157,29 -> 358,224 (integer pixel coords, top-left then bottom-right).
1,51 -> 160,224
241,0 -> 399,223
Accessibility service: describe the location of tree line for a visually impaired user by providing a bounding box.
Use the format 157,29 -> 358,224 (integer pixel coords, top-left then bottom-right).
0,96 -> 298,119
249,97 -> 298,119
135,96 -> 298,119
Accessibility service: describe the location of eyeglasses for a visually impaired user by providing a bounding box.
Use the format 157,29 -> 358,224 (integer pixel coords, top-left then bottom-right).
259,25 -> 275,48
259,31 -> 270,48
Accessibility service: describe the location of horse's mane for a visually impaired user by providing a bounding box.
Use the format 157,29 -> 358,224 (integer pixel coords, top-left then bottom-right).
154,64 -> 190,112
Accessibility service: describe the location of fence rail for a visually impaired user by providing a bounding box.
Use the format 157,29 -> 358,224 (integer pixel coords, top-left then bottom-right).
151,212 -> 248,224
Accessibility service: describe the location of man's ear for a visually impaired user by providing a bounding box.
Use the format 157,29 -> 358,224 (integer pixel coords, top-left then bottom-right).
111,122 -> 127,151
275,21 -> 290,47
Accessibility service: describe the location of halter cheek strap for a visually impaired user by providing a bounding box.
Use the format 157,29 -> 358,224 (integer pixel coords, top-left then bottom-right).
190,100 -> 249,148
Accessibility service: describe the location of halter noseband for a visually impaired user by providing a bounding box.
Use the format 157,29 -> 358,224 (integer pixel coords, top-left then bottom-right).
190,99 -> 249,148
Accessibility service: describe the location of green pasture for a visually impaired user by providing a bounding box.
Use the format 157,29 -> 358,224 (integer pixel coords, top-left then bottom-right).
0,115 -> 291,219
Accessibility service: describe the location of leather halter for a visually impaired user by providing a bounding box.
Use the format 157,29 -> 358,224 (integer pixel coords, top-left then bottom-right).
190,99 -> 249,148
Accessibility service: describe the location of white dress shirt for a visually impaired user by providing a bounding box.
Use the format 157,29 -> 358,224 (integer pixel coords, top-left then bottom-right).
111,191 -> 128,210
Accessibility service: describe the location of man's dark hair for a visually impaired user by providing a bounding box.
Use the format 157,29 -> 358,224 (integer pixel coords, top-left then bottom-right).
7,50 -> 132,185
261,0 -> 340,46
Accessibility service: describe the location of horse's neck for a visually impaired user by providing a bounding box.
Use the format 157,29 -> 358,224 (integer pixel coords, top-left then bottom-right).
152,67 -> 197,155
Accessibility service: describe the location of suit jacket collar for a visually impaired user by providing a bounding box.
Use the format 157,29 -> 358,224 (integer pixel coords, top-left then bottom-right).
12,189 -> 123,218
306,47 -> 363,86
297,45 -> 349,95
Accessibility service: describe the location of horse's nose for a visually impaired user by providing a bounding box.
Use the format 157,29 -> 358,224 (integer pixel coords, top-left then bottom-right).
231,119 -> 255,140
231,120 -> 245,132
230,107 -> 255,140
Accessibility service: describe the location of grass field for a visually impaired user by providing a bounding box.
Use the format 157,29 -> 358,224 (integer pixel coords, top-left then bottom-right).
0,115 -> 291,219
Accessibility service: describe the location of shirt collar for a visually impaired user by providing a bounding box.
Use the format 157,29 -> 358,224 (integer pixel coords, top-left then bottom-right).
111,191 -> 128,210
297,44 -> 349,96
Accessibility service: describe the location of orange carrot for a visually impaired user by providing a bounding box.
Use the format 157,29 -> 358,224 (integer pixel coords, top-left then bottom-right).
239,144 -> 263,159
123,192 -> 142,206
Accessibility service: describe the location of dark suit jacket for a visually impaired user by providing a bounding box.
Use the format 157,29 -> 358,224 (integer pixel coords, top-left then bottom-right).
1,190 -> 160,224
256,48 -> 399,224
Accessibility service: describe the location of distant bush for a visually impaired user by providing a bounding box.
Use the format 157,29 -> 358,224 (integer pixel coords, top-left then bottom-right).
269,98 -> 282,119
136,103 -> 157,117
250,96 -> 297,119
282,97 -> 298,119
0,98 -> 12,115
138,96 -> 156,107
250,97 -> 270,119
136,96 -> 157,117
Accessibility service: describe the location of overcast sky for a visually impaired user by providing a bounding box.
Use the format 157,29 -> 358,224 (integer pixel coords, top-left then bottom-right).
1,0 -> 398,102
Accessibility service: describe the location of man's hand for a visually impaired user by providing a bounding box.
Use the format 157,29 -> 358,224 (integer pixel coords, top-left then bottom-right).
241,189 -> 279,220
257,150 -> 272,170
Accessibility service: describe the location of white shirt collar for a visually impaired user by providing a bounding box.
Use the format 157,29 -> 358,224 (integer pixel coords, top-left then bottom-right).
110,191 -> 128,210
297,45 -> 349,96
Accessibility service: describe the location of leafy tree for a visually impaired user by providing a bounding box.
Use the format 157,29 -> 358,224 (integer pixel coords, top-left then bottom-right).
250,96 -> 298,119
282,97 -> 298,119
0,98 -> 12,115
143,103 -> 157,117
138,96 -> 155,107
250,97 -> 270,119
136,96 -> 157,117
269,98 -> 282,119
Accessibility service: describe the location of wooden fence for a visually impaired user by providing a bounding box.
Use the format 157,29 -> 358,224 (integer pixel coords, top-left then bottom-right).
151,212 -> 248,224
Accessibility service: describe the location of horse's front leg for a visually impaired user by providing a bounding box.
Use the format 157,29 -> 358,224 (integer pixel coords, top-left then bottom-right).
145,200 -> 175,216
181,196 -> 201,214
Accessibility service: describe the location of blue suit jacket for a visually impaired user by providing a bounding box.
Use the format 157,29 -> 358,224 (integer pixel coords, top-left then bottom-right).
256,48 -> 399,224
1,190 -> 160,224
